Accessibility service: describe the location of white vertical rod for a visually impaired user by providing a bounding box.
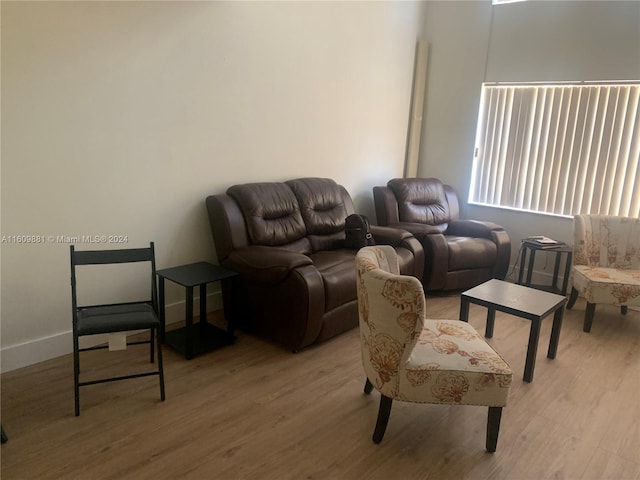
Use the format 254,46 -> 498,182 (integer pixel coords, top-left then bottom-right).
404,40 -> 429,179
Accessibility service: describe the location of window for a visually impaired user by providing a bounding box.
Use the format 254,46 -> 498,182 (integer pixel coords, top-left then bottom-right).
469,82 -> 640,218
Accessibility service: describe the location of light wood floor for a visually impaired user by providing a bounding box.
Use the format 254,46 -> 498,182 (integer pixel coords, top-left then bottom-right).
2,293 -> 639,480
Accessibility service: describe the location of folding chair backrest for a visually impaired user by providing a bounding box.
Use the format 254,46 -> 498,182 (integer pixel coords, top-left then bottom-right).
70,243 -> 158,313
71,246 -> 155,266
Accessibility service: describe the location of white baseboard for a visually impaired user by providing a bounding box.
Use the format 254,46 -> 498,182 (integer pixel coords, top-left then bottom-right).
0,292 -> 223,374
509,266 -> 568,291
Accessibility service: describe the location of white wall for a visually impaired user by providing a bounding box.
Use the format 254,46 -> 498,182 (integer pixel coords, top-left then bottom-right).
0,1 -> 426,371
419,0 -> 640,284
4,0 -> 637,372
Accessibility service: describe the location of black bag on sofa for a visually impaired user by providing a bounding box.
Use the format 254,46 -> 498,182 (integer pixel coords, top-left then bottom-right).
345,214 -> 375,249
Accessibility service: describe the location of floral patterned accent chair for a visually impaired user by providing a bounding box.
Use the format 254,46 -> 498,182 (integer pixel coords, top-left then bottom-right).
355,246 -> 513,452
567,215 -> 640,332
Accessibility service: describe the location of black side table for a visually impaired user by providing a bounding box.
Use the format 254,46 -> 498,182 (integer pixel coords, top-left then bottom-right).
518,242 -> 573,295
157,262 -> 239,360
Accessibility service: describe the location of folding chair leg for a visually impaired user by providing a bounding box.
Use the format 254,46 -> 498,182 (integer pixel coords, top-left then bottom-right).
157,328 -> 166,402
486,406 -> 502,453
73,337 -> 81,417
150,327 -> 155,363
372,395 -> 393,444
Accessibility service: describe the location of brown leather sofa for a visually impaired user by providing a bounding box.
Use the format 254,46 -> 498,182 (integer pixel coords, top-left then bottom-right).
373,177 -> 510,291
206,177 -> 424,352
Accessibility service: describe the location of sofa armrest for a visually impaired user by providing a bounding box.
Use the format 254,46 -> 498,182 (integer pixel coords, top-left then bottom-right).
373,186 -> 400,226
206,194 -> 250,262
370,225 -> 425,280
226,246 -> 313,286
370,225 -> 413,246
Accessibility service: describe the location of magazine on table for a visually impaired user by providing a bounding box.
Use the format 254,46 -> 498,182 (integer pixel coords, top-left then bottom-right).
522,236 -> 565,249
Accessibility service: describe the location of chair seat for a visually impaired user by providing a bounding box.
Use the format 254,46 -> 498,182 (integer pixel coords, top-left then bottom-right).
400,319 -> 512,406
77,302 -> 159,336
573,266 -> 640,306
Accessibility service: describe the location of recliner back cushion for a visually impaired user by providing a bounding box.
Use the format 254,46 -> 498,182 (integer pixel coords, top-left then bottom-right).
388,178 -> 450,228
286,177 -> 349,239
228,183 -> 308,248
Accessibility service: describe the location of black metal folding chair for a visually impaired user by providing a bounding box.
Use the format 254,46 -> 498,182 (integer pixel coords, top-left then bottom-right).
70,242 -> 165,416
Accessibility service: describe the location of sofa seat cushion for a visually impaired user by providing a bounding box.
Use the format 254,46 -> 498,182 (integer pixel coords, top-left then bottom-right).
310,250 -> 358,312
446,236 -> 497,271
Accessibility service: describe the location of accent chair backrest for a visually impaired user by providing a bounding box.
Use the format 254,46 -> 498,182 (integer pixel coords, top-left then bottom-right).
355,245 -> 424,398
573,214 -> 640,269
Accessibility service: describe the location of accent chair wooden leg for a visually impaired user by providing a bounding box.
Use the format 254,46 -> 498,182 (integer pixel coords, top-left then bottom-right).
584,302 -> 596,332
621,306 -> 628,315
486,407 -> 502,453
372,395 -> 393,444
567,287 -> 579,309
364,378 -> 374,395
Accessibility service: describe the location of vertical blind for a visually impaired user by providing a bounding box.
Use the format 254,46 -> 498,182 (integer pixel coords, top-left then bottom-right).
469,83 -> 640,218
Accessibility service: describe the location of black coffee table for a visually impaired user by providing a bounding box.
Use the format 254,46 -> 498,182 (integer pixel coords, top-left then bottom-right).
459,279 -> 567,382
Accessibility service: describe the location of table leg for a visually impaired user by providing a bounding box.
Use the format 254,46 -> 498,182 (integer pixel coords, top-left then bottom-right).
552,253 -> 562,292
525,248 -> 536,286
222,277 -> 236,338
459,297 -> 470,322
485,309 -> 496,338
524,318 -> 542,382
158,277 -> 166,343
518,246 -> 527,284
547,306 -> 564,359
561,251 -> 573,295
199,284 -> 207,327
185,286 -> 194,360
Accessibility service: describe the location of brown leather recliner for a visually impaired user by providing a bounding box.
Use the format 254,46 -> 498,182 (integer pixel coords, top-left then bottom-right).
373,178 -> 510,291
206,177 -> 424,352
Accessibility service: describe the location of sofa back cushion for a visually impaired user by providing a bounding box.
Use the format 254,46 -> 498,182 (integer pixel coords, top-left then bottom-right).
227,182 -> 309,250
388,178 -> 451,230
287,178 -> 351,251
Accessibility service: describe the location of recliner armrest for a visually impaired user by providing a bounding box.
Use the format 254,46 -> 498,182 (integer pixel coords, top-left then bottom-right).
447,220 -> 511,279
226,246 -> 313,286
385,222 -> 443,239
446,219 -> 506,239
